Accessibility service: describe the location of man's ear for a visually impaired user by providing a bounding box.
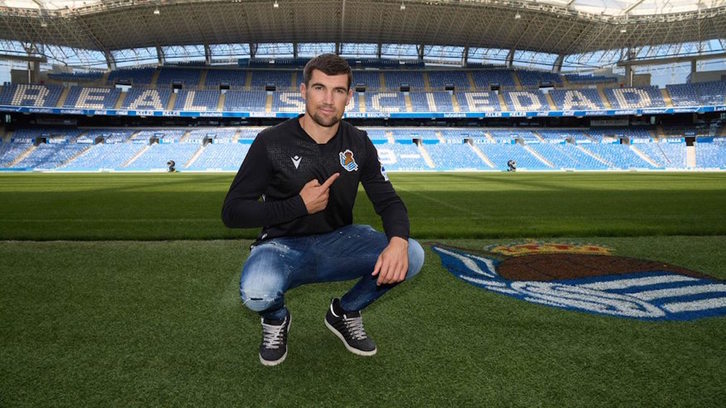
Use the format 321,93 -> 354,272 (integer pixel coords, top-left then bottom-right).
346,88 -> 353,105
300,82 -> 306,100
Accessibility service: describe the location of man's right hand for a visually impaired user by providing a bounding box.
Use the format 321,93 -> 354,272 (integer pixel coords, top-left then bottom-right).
299,173 -> 340,214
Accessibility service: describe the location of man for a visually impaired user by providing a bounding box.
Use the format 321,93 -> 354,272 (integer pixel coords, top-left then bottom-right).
222,54 -> 424,366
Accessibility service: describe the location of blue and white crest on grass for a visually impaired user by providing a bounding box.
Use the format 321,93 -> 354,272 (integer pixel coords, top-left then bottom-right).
432,245 -> 726,321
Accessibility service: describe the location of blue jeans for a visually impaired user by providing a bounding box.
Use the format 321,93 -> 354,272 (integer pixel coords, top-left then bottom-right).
240,224 -> 425,320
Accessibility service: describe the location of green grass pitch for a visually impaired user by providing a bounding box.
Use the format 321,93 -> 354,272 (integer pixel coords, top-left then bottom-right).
1,172 -> 725,407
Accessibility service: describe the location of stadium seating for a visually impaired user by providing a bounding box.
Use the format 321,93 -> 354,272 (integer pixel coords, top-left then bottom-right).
666,81 -> 726,106
107,67 -> 156,86
374,143 -> 430,171
125,143 -> 200,170
156,67 -> 202,87
409,92 -> 455,112
121,88 -> 172,110
223,90 -> 267,112
427,71 -> 471,90
0,143 -> 33,167
603,86 -> 666,109
581,144 -> 657,169
173,90 -> 220,111
0,84 -> 64,107
471,69 -> 516,89
502,90 -> 550,111
185,143 -> 250,171
635,141 -> 687,168
528,142 -> 608,170
455,91 -> 502,112
251,71 -> 294,89
365,92 -> 406,113
425,143 -> 486,170
61,143 -> 145,170
11,143 -> 87,170
64,86 -> 121,109
478,143 -> 550,170
205,69 -> 248,88
383,71 -> 425,90
352,71 -> 382,90
549,89 -> 607,110
695,140 -> 726,168
516,70 -> 563,88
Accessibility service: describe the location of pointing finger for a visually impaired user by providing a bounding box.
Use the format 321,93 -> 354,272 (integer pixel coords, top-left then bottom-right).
321,173 -> 340,189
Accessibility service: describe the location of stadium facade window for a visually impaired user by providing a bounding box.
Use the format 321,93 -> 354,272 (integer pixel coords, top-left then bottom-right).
43,45 -> 107,68
423,45 -> 465,65
381,44 -> 419,60
209,43 -> 251,62
112,47 -> 159,68
340,43 -> 378,58
467,47 -> 509,66
298,43 -> 335,58
255,43 -> 294,59
562,49 -> 623,72
0,40 -> 30,57
162,45 -> 206,63
512,50 -> 559,70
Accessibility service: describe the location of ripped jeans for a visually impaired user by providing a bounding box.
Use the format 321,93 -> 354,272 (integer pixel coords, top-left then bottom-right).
239,224 -> 425,320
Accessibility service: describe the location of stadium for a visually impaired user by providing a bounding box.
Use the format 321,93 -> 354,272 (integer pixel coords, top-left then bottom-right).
0,0 -> 724,406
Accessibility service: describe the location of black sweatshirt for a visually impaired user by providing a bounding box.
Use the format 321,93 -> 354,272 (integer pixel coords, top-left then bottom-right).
222,116 -> 409,244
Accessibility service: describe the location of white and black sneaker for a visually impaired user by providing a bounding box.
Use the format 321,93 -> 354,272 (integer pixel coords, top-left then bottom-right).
259,311 -> 290,366
324,298 -> 377,356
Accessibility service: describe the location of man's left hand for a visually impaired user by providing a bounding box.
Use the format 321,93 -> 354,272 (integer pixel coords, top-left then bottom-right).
372,237 -> 409,286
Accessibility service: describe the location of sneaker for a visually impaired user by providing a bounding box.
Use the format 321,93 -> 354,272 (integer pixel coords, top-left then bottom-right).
259,311 -> 290,366
324,298 -> 377,356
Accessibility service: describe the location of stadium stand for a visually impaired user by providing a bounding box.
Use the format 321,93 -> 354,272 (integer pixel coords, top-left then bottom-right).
516,70 -> 563,88
0,143 -> 33,168
205,69 -> 248,88
353,71 -> 382,90
549,89 -> 607,110
374,142 -> 430,171
64,86 -> 121,109
427,71 -> 471,90
251,71 -> 294,89
0,84 -> 64,107
503,90 -> 550,111
603,86 -> 666,109
455,91 -> 502,112
223,90 -> 267,112
409,92 -> 455,112
121,88 -> 172,110
173,90 -> 220,111
365,92 -> 406,113
156,67 -> 202,87
186,143 -> 251,171
107,67 -> 156,86
61,143 -> 145,170
11,143 -> 87,170
695,139 -> 726,168
125,143 -> 199,170
478,143 -> 550,170
582,144 -> 657,169
383,71 -> 425,90
425,143 -> 486,170
666,81 -> 726,106
471,70 -> 516,89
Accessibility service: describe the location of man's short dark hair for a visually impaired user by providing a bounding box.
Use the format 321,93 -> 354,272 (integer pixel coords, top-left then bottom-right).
303,54 -> 353,90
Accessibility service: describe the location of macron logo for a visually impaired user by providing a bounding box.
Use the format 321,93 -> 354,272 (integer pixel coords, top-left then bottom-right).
291,155 -> 302,169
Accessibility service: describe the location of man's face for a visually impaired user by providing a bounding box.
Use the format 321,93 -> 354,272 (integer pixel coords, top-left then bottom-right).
301,69 -> 352,128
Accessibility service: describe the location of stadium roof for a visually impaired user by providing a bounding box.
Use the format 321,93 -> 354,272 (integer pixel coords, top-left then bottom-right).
0,0 -> 725,67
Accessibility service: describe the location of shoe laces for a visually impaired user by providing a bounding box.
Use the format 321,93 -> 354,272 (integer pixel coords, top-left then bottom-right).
261,319 -> 286,349
342,314 -> 368,341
